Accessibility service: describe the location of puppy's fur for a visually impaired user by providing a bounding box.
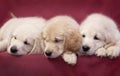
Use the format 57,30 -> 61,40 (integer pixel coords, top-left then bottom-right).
79,13 -> 120,58
0,17 -> 45,55
41,16 -> 82,65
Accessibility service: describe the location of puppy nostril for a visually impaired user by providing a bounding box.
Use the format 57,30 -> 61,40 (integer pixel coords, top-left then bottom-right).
10,46 -> 18,53
82,46 -> 90,52
45,51 -> 52,56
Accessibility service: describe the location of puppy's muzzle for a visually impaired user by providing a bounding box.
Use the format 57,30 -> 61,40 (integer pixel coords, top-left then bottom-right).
82,45 -> 90,52
10,46 -> 18,54
45,50 -> 52,57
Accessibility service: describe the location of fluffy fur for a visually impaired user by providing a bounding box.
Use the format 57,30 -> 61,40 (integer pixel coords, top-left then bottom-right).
79,13 -> 120,58
41,16 -> 82,65
0,17 -> 45,55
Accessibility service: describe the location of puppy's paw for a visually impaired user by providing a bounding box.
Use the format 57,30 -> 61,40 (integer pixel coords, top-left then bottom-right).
107,46 -> 120,58
62,53 -> 77,65
95,47 -> 107,57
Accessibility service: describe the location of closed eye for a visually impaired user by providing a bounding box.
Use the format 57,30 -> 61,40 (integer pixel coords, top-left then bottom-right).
24,41 -> 30,45
94,35 -> 100,40
42,36 -> 46,40
54,37 -> 63,43
14,36 -> 17,39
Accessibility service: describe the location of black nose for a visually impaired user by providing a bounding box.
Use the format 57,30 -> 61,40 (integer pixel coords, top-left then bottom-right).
82,45 -> 90,52
10,46 -> 18,53
45,51 -> 52,56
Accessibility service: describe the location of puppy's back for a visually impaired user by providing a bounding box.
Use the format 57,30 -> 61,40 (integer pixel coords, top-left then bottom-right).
0,17 -> 46,39
46,16 -> 79,30
80,13 -> 117,28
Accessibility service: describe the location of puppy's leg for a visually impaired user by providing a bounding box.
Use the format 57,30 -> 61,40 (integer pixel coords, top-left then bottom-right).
0,39 -> 8,52
95,47 -> 106,57
106,45 -> 120,58
95,43 -> 115,57
62,51 -> 77,65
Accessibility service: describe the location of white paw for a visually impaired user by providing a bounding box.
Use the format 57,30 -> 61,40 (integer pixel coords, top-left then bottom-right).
107,46 -> 120,58
95,47 -> 107,57
62,53 -> 77,65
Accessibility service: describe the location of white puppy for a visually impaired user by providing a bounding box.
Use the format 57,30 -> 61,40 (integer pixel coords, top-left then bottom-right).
79,13 -> 120,58
0,17 -> 45,55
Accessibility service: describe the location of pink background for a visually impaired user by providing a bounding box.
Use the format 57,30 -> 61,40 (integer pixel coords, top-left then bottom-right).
0,0 -> 120,76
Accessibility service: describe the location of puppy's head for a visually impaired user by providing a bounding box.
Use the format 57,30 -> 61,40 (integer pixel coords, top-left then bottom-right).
41,26 -> 65,58
7,31 -> 40,55
41,16 -> 82,58
79,13 -> 115,55
80,28 -> 106,55
6,17 -> 46,55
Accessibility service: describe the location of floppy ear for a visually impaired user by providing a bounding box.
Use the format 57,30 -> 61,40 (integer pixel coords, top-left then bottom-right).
39,32 -> 45,52
101,31 -> 116,49
64,29 -> 82,53
33,31 -> 46,54
27,37 -> 43,55
33,37 -> 44,54
0,35 -> 11,52
102,31 -> 113,44
7,34 -> 13,47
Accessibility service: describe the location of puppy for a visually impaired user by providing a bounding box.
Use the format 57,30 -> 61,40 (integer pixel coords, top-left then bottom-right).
79,13 -> 120,58
0,17 -> 45,55
41,16 -> 82,65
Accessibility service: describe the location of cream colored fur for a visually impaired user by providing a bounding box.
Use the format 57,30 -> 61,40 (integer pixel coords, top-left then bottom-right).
0,17 -> 45,55
79,13 -> 120,58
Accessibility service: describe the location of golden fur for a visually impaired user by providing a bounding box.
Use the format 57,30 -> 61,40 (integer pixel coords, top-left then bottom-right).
41,16 -> 82,65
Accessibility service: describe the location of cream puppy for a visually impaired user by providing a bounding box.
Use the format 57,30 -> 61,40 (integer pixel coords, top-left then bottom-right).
0,17 -> 45,55
41,16 -> 82,65
79,13 -> 120,58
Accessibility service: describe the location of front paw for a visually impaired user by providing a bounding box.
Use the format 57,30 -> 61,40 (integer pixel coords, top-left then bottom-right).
106,46 -> 120,58
95,47 -> 107,57
62,53 -> 77,65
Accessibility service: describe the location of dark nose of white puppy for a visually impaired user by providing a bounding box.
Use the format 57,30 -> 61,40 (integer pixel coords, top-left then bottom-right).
10,46 -> 18,53
82,45 -> 90,52
45,51 -> 52,57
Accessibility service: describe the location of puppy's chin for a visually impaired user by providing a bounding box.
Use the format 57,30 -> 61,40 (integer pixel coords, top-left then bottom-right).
45,54 -> 60,58
9,53 -> 23,56
7,49 -> 27,56
80,50 -> 95,56
44,50 -> 64,58
44,53 -> 62,58
9,52 -> 27,55
45,56 -> 56,58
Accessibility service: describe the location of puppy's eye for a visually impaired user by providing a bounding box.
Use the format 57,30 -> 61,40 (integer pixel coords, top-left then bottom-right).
43,37 -> 46,40
24,41 -> 30,45
54,39 -> 60,43
94,35 -> 100,40
54,38 -> 63,43
14,36 -> 17,39
82,34 -> 85,38
54,37 -> 63,43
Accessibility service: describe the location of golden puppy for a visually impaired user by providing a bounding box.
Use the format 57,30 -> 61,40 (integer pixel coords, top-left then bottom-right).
41,16 -> 82,65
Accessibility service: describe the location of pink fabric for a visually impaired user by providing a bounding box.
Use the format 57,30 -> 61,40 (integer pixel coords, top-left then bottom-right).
0,0 -> 120,76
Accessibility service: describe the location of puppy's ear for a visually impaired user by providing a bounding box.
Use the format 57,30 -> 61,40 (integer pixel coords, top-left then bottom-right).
33,38 -> 44,54
7,34 -> 13,47
101,32 -> 115,49
39,32 -> 45,52
102,32 -> 113,44
64,30 -> 82,53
